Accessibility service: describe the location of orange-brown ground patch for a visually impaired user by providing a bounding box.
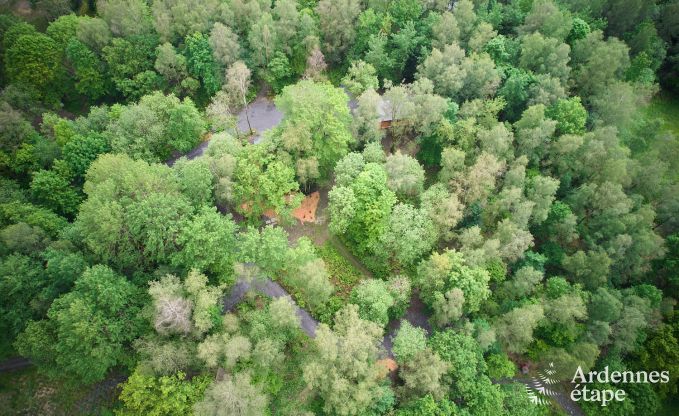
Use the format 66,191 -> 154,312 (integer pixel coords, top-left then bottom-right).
377,358 -> 398,374
292,191 -> 320,224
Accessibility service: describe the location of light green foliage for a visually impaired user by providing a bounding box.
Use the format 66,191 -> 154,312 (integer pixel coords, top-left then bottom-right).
65,39 -> 109,100
398,348 -> 450,400
232,144 -> 300,222
98,0 -> 153,37
352,88 -> 384,143
274,80 -> 353,181
15,265 -> 144,384
519,32 -> 571,83
173,158 -> 213,208
151,0 -> 220,43
103,35 -> 161,99
495,303 -> 545,354
45,14 -> 78,50
350,279 -> 394,326
420,183 -> 464,241
545,96 -> 587,135
503,266 -> 544,299
342,60 -> 379,96
107,92 -> 205,162
429,330 -> 505,414
237,226 -> 290,276
303,305 -> 384,416
0,255 -> 47,337
328,163 -> 396,256
416,250 -> 490,322
117,370 -> 211,416
379,203 -> 437,268
75,154 -> 193,269
486,352 -> 516,380
76,16 -> 111,51
149,270 -> 223,337
431,11 -> 459,50
264,52 -> 293,93
572,30 -> 630,98
209,22 -> 240,68
61,133 -> 111,180
417,43 -> 500,102
384,152 -> 425,198
514,104 -> 557,163
518,0 -> 572,41
248,12 -> 279,70
172,207 -> 237,280
287,257 -> 335,310
316,0 -> 361,64
431,287 -> 464,327
154,42 -> 190,92
194,372 -> 269,416
392,320 -> 428,363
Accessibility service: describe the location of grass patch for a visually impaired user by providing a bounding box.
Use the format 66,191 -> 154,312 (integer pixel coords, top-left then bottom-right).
645,91 -> 679,138
0,368 -> 89,415
641,91 -> 679,180
317,241 -> 366,299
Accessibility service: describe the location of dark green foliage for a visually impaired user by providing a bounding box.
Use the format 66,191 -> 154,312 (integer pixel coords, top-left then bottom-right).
103,34 -> 160,100
15,265 -> 145,385
5,33 -> 62,97
184,32 -> 221,97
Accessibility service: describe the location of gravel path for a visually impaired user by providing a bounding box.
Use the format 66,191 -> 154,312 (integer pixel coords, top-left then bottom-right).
237,97 -> 283,144
223,277 -> 318,337
222,277 -> 428,354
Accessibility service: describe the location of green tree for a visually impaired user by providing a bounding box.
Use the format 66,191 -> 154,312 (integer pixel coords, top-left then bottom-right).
103,34 -> 161,100
74,154 -> 194,270
519,32 -> 571,83
342,60 -> 379,96
15,265 -> 144,385
106,92 -> 205,162
545,96 -> 587,135
518,0 -> 572,41
193,372 -> 269,416
274,80 -> 354,181
384,152 -> 425,198
379,203 -> 437,269
117,370 -> 211,416
416,250 -> 491,317
316,0 -> 361,64
98,0 -> 153,37
399,348 -> 450,401
350,279 -> 395,327
328,163 -> 396,256
303,305 -> 384,416
172,207 -> 237,280
30,170 -> 81,217
5,33 -> 62,97
232,144 -> 300,222
571,30 -> 630,98
392,320 -> 428,363
65,39 -> 109,100
185,32 -> 221,96
495,304 -> 545,354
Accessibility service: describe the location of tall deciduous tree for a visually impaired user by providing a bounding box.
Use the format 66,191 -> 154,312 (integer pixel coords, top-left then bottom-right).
15,265 -> 144,385
303,305 -> 384,415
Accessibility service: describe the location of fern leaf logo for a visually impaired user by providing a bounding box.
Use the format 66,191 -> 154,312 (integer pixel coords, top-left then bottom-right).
526,362 -> 561,406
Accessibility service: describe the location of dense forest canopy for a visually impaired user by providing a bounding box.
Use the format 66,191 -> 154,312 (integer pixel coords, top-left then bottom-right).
1,0 -> 679,415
